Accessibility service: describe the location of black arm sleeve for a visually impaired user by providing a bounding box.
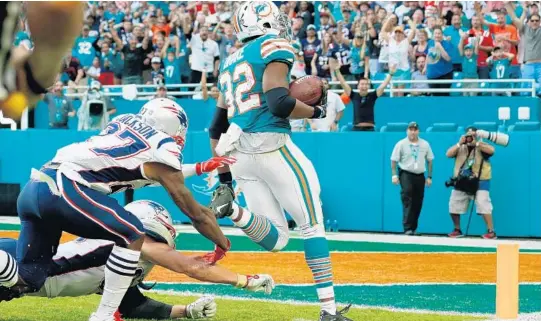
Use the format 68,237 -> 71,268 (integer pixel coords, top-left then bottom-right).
119,286 -> 173,320
209,107 -> 229,140
265,87 -> 296,118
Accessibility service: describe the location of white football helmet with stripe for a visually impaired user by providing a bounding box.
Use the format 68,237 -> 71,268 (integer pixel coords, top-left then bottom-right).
125,200 -> 176,248
232,1 -> 291,43
138,98 -> 189,148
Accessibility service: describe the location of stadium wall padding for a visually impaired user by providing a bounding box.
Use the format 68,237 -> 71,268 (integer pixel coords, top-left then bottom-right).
33,96 -> 541,131
0,129 -> 539,238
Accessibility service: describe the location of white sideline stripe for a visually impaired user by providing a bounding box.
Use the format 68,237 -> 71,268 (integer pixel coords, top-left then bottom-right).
173,225 -> 541,250
2,218 -> 541,250
147,281 -> 541,287
177,250 -> 541,255
481,313 -> 541,321
145,289 -> 493,318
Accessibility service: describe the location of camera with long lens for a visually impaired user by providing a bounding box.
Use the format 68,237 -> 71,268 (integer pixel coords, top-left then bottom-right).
476,130 -> 509,147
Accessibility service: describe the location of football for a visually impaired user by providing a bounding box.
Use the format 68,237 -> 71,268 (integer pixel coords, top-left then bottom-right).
289,75 -> 324,106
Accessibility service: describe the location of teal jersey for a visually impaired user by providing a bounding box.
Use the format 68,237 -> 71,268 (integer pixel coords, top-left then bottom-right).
350,45 -> 368,75
462,55 -> 478,79
490,58 -> 511,80
73,36 -> 97,67
164,57 -> 181,85
218,34 -> 295,134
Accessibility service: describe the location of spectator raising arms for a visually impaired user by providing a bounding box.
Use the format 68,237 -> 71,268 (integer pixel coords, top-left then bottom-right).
111,22 -> 150,85
331,59 -> 394,131
380,16 -> 416,96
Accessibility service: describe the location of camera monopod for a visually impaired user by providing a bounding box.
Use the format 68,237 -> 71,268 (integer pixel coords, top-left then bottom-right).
464,195 -> 476,236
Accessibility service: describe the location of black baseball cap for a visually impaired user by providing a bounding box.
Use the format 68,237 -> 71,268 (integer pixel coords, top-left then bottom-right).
408,122 -> 419,130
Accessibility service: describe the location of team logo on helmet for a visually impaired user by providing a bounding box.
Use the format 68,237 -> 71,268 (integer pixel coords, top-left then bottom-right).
144,201 -> 176,239
252,2 -> 272,21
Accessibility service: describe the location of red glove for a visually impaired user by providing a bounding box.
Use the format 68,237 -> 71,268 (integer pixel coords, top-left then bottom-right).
198,239 -> 231,265
195,156 -> 237,176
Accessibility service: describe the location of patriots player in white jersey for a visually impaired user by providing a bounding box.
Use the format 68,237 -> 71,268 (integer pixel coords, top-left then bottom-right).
0,98 -> 232,321
0,200 -> 274,320
208,2 -> 351,320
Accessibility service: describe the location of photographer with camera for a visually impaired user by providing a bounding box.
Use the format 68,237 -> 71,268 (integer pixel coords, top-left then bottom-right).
445,127 -> 498,239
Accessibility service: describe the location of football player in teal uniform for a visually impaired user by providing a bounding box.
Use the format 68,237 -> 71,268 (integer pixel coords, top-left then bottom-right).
207,2 -> 351,320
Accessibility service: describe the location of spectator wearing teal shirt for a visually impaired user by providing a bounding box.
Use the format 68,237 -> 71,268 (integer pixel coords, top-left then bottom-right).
349,34 -> 370,80
458,34 -> 479,97
72,25 -> 98,68
443,15 -> 469,71
487,46 -> 515,96
426,27 -> 454,96
104,4 -> 125,24
163,50 -> 181,89
451,3 -> 471,29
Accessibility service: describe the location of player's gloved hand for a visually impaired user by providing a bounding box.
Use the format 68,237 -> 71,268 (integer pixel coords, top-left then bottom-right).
235,274 -> 275,295
186,296 -> 217,319
195,157 -> 237,176
198,238 -> 231,265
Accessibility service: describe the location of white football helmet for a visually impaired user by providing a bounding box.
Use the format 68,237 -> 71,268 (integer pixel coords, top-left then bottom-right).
232,1 -> 291,43
138,98 -> 189,148
125,200 -> 176,248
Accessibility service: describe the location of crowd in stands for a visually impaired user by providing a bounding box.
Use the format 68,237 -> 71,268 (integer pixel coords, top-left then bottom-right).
12,1 -> 541,98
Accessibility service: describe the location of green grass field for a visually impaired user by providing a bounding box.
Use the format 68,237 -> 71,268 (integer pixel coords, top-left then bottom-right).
0,293 -> 483,321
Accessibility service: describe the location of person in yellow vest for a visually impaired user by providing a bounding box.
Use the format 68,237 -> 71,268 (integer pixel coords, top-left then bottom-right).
445,126 -> 496,239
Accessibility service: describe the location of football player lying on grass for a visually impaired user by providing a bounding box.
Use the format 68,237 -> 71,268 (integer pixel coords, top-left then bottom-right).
0,158 -> 275,320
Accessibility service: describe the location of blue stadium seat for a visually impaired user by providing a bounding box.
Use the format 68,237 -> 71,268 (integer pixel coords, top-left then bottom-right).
450,72 -> 465,96
427,123 -> 458,132
380,122 -> 408,132
478,82 -> 491,96
340,123 -> 353,132
450,81 -> 463,97
453,72 -> 464,80
508,121 -> 541,132
470,122 -> 498,131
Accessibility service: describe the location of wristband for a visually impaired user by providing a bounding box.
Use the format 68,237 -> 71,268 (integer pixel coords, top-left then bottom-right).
235,274 -> 248,288
392,175 -> 398,179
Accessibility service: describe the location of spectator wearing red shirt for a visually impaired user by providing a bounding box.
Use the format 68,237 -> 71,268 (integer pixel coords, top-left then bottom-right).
478,8 -> 521,79
468,15 -> 494,79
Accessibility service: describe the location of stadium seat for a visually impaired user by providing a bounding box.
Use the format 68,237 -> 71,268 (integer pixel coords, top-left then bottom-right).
508,121 -> 541,132
380,122 -> 408,132
453,72 -> 464,80
478,82 -> 491,96
340,123 -> 353,132
426,123 -> 458,132
470,122 -> 498,131
450,81 -> 463,97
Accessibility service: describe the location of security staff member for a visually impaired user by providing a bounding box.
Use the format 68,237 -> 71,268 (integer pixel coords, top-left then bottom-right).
391,122 -> 434,235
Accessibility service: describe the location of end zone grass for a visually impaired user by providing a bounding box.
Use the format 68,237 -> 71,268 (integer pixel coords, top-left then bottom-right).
0,293 -> 483,321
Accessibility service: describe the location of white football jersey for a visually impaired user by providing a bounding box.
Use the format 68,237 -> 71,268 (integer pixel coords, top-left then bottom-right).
52,114 -> 183,194
29,238 -> 155,298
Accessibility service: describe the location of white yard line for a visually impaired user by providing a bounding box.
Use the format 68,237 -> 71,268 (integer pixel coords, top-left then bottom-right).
2,217 -> 541,250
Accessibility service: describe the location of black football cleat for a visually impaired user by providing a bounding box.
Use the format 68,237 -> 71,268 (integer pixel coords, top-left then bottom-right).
209,184 -> 235,219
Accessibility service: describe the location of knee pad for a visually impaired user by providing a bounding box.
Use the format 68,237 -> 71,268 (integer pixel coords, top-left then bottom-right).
299,224 -> 326,239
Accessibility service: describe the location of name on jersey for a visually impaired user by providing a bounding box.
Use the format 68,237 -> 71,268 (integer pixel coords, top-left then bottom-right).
222,48 -> 245,70
116,114 -> 158,139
